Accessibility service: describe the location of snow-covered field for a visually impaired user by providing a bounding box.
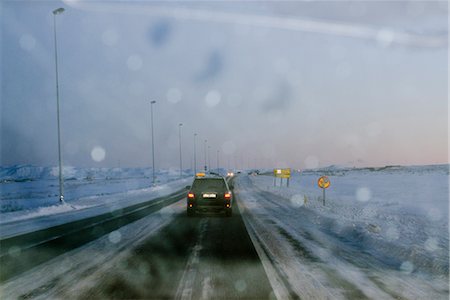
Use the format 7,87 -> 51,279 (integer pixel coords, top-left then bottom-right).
0,165 -> 192,237
237,164 -> 449,299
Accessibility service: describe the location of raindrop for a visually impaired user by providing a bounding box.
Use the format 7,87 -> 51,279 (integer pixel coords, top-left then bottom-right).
400,261 -> 414,274
19,34 -> 36,51
205,90 -> 221,107
127,55 -> 143,71
234,279 -> 247,292
139,263 -> 150,275
109,230 -> 122,244
8,246 -> 21,257
386,226 -> 399,241
424,237 -> 439,252
91,146 -> 106,162
356,187 -> 371,202
376,29 -> 395,48
427,208 -> 442,221
290,194 -> 304,208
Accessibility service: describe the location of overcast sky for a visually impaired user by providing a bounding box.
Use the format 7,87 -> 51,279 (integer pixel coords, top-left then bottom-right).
1,0 -> 448,170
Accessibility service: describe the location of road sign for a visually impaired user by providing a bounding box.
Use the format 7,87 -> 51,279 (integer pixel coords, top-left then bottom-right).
318,176 -> 330,189
274,168 -> 291,178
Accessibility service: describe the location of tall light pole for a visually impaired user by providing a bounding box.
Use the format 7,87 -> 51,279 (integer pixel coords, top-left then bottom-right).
217,150 -> 220,173
150,100 -> 156,184
178,123 -> 183,178
208,145 -> 211,171
193,133 -> 197,175
52,7 -> 65,203
204,139 -> 207,171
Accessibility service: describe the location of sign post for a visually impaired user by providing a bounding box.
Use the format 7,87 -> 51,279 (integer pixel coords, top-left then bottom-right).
317,176 -> 330,205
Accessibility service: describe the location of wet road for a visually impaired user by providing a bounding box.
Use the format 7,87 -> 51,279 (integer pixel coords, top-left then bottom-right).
75,203 -> 274,299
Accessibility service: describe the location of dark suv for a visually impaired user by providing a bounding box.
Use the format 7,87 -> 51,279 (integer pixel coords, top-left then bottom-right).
186,175 -> 233,217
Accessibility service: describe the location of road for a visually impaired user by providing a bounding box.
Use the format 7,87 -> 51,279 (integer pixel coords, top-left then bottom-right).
0,183 -> 277,299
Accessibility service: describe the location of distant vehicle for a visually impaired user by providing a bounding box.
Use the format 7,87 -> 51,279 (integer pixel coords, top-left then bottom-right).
186,175 -> 233,217
227,172 -> 234,177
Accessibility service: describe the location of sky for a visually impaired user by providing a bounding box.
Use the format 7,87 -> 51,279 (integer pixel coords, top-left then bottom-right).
1,0 -> 448,170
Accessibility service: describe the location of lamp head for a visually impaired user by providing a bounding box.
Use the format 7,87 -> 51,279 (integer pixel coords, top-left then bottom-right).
53,8 -> 65,15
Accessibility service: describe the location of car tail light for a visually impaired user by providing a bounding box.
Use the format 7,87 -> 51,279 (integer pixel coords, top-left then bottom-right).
188,192 -> 195,199
224,192 -> 231,199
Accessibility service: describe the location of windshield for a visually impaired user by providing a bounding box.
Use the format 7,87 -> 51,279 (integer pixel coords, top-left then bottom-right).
1,1 -> 448,299
192,178 -> 227,192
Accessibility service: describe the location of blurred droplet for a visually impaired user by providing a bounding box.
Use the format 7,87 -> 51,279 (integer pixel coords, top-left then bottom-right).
234,279 -> 247,292
376,29 -> 395,48
19,34 -> 36,51
400,261 -> 414,274
8,246 -> 21,257
91,146 -> 106,162
205,90 -> 221,107
356,187 -> 371,202
109,230 -> 122,244
290,194 -> 304,208
424,237 -> 439,252
127,55 -> 143,71
427,208 -> 442,221
386,226 -> 399,241
167,88 -> 182,103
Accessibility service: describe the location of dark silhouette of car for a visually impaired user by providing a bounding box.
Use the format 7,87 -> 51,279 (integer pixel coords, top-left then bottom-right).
186,174 -> 232,217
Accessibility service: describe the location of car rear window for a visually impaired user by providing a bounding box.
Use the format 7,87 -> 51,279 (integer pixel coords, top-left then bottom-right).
192,178 -> 226,191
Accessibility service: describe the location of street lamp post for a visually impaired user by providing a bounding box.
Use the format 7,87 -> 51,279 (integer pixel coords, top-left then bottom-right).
204,139 -> 207,171
217,150 -> 220,173
52,7 -> 65,203
150,100 -> 156,184
178,123 -> 183,178
193,133 -> 197,175
208,145 -> 211,171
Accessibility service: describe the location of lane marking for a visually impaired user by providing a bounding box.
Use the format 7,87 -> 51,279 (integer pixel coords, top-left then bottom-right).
175,219 -> 208,300
235,195 -> 297,300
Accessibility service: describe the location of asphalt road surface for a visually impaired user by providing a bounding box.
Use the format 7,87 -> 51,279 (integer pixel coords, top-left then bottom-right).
76,203 -> 274,299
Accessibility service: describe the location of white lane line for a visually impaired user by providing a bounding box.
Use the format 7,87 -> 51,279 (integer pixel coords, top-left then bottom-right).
237,198 -> 294,300
200,276 -> 212,300
175,219 -> 208,300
